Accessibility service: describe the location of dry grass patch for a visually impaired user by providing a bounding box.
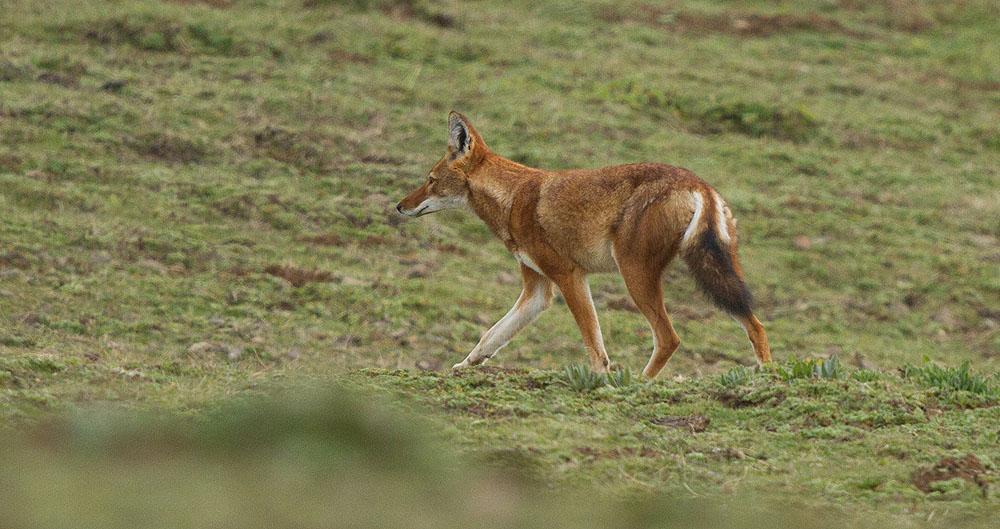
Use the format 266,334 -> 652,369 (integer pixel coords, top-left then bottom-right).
263,263 -> 334,287
599,6 -> 867,38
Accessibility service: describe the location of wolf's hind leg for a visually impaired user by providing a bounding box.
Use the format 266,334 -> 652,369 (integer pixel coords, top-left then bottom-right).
735,314 -> 771,364
618,260 -> 680,379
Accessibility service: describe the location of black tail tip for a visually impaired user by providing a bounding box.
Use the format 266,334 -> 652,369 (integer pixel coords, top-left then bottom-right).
685,226 -> 754,317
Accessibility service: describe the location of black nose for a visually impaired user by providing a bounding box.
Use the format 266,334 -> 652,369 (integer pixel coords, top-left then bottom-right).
395,204 -> 403,213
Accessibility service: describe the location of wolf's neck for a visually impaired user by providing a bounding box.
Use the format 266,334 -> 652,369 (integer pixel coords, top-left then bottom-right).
466,154 -> 539,248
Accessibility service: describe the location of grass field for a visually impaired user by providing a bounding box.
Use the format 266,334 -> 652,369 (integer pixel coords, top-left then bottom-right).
0,0 -> 998,526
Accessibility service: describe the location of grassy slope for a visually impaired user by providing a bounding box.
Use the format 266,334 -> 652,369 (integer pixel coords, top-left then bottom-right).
0,0 -> 997,524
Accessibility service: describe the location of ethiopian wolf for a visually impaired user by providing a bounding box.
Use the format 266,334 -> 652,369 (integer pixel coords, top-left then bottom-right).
396,112 -> 771,378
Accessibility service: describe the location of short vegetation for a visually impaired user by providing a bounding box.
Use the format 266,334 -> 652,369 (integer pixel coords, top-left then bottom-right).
563,363 -> 635,391
901,360 -> 997,397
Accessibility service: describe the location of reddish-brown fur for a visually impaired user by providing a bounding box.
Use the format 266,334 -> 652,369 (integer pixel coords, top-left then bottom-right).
397,112 -> 771,378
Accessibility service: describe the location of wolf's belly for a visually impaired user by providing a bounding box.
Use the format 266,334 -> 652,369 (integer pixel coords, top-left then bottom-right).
513,241 -> 618,277
572,240 -> 619,274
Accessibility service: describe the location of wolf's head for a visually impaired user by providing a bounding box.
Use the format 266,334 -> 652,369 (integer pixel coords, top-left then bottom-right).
396,111 -> 487,217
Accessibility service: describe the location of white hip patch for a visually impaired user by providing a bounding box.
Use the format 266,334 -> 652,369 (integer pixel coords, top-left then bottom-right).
681,192 -> 704,248
713,191 -> 731,243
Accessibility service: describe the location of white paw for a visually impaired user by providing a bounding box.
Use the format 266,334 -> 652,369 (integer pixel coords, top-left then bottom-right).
452,361 -> 470,370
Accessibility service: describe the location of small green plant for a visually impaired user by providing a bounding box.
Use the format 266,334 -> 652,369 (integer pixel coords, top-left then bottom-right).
855,476 -> 884,491
605,366 -> 633,388
814,356 -> 841,379
717,366 -> 752,388
563,364 -> 605,392
187,23 -> 236,55
851,368 -> 882,382
900,361 -> 994,395
562,364 -> 633,392
773,357 -> 812,381
774,357 -> 841,381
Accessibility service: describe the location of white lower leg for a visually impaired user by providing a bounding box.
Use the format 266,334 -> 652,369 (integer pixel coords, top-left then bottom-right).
453,284 -> 548,369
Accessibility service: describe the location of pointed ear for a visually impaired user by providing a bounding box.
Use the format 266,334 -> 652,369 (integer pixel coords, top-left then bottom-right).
448,111 -> 472,159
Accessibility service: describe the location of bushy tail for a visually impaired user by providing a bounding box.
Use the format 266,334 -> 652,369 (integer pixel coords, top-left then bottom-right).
681,192 -> 753,318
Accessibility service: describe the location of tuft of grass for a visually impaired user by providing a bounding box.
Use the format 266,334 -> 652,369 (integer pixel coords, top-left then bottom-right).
900,361 -> 995,395
855,476 -> 884,491
562,364 -> 634,391
773,357 -> 842,381
605,365 -> 633,388
186,22 -> 236,54
563,364 -> 608,392
717,365 -> 753,388
851,369 -> 883,383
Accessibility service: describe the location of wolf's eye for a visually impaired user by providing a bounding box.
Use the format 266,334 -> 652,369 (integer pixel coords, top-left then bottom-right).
428,176 -> 437,184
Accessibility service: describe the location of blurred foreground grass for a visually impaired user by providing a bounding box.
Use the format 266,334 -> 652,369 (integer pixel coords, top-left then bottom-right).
1,378 -> 994,529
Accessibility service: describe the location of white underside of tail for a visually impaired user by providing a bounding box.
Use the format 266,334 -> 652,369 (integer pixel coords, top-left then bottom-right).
681,191 -> 704,249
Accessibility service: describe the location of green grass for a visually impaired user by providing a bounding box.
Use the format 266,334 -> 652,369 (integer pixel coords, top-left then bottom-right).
771,355 -> 844,380
563,363 -> 636,391
0,0 -> 998,525
718,365 -> 754,388
901,360 -> 998,396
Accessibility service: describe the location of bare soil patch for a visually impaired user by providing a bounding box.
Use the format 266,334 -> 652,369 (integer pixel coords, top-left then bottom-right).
300,233 -> 346,246
36,72 -> 79,88
911,454 -> 989,496
128,132 -> 206,163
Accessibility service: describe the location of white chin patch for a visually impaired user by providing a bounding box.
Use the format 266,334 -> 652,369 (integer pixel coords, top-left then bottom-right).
407,195 -> 467,216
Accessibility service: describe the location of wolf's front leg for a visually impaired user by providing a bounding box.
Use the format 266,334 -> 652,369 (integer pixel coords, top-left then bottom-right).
453,265 -> 552,369
550,271 -> 612,373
